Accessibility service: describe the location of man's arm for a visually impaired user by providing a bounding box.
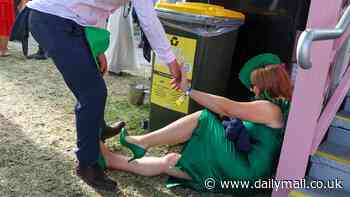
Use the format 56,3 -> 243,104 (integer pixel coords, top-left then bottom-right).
132,0 -> 182,86
131,0 -> 176,64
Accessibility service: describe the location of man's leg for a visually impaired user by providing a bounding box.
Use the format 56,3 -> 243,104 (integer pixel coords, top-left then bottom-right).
29,9 -> 117,191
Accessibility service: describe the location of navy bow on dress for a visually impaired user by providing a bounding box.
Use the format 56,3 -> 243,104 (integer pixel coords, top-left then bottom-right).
222,118 -> 252,153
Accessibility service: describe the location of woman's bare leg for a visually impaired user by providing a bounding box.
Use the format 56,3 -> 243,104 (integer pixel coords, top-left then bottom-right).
0,37 -> 5,53
126,111 -> 202,149
101,142 -> 168,176
0,36 -> 9,56
101,142 -> 191,179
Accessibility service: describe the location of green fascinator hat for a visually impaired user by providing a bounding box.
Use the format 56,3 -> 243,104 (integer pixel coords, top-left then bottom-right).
239,53 -> 282,89
84,27 -> 110,69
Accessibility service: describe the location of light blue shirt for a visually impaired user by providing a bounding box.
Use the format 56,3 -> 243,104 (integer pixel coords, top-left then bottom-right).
27,0 -> 176,64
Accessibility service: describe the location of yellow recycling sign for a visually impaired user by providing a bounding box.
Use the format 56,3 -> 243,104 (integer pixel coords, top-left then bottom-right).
151,34 -> 197,114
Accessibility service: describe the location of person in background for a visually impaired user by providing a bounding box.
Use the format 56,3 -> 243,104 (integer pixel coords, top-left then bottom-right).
131,0 -> 158,63
0,0 -> 16,57
105,4 -> 138,75
24,0 -> 48,61
26,0 -> 183,192
13,0 -> 48,59
26,45 -> 48,60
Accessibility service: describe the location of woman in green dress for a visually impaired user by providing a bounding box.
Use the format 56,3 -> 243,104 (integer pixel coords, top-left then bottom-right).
99,53 -> 293,193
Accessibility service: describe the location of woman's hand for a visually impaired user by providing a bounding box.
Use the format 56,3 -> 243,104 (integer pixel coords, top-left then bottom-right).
180,66 -> 190,92
98,54 -> 108,76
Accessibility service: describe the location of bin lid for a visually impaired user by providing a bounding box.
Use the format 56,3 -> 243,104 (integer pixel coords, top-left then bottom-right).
155,2 -> 245,21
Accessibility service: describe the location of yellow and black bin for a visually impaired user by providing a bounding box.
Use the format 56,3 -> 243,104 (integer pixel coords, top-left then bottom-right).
150,2 -> 245,130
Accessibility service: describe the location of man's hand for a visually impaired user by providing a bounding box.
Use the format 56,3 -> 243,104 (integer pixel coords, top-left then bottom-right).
98,54 -> 108,76
18,0 -> 29,11
168,59 -> 182,89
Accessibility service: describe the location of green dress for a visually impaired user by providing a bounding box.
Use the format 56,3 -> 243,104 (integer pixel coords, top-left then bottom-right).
166,97 -> 290,194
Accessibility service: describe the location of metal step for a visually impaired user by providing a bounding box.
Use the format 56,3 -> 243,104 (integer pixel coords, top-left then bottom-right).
288,177 -> 349,197
344,96 -> 350,112
309,142 -> 350,191
327,126 -> 350,149
332,111 -> 350,130
289,187 -> 350,197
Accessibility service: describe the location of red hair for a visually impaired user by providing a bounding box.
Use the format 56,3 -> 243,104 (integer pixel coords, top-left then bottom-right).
251,64 -> 293,101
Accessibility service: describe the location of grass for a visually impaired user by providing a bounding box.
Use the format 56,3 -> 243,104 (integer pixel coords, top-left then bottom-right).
0,44 -> 231,197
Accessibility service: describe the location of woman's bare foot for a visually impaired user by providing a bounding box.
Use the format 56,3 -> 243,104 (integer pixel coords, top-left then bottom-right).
164,153 -> 181,169
164,153 -> 191,180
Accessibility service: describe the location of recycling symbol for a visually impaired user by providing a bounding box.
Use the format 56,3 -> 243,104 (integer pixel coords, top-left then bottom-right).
170,37 -> 179,46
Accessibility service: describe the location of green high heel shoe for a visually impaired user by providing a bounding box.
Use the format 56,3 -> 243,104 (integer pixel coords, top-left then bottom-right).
119,128 -> 146,162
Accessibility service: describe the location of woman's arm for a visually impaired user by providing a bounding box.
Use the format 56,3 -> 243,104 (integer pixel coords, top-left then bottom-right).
189,90 -> 281,124
131,0 -> 182,87
189,90 -> 282,126
131,0 -> 176,64
179,67 -> 283,126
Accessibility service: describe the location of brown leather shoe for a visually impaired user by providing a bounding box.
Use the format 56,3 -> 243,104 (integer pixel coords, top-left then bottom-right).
101,121 -> 126,142
76,163 -> 117,192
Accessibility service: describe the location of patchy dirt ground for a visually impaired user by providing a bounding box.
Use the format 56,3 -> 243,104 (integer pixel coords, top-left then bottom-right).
0,43 -> 234,197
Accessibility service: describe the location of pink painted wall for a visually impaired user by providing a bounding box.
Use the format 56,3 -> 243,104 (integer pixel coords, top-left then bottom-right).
272,0 -> 343,197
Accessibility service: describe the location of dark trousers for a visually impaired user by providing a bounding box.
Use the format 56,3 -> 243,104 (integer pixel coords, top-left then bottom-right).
29,9 -> 106,166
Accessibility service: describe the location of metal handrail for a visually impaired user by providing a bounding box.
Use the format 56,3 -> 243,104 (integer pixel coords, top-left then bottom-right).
297,6 -> 350,69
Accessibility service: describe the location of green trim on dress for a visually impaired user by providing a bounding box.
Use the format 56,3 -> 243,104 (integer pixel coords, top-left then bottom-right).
255,90 -> 290,128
